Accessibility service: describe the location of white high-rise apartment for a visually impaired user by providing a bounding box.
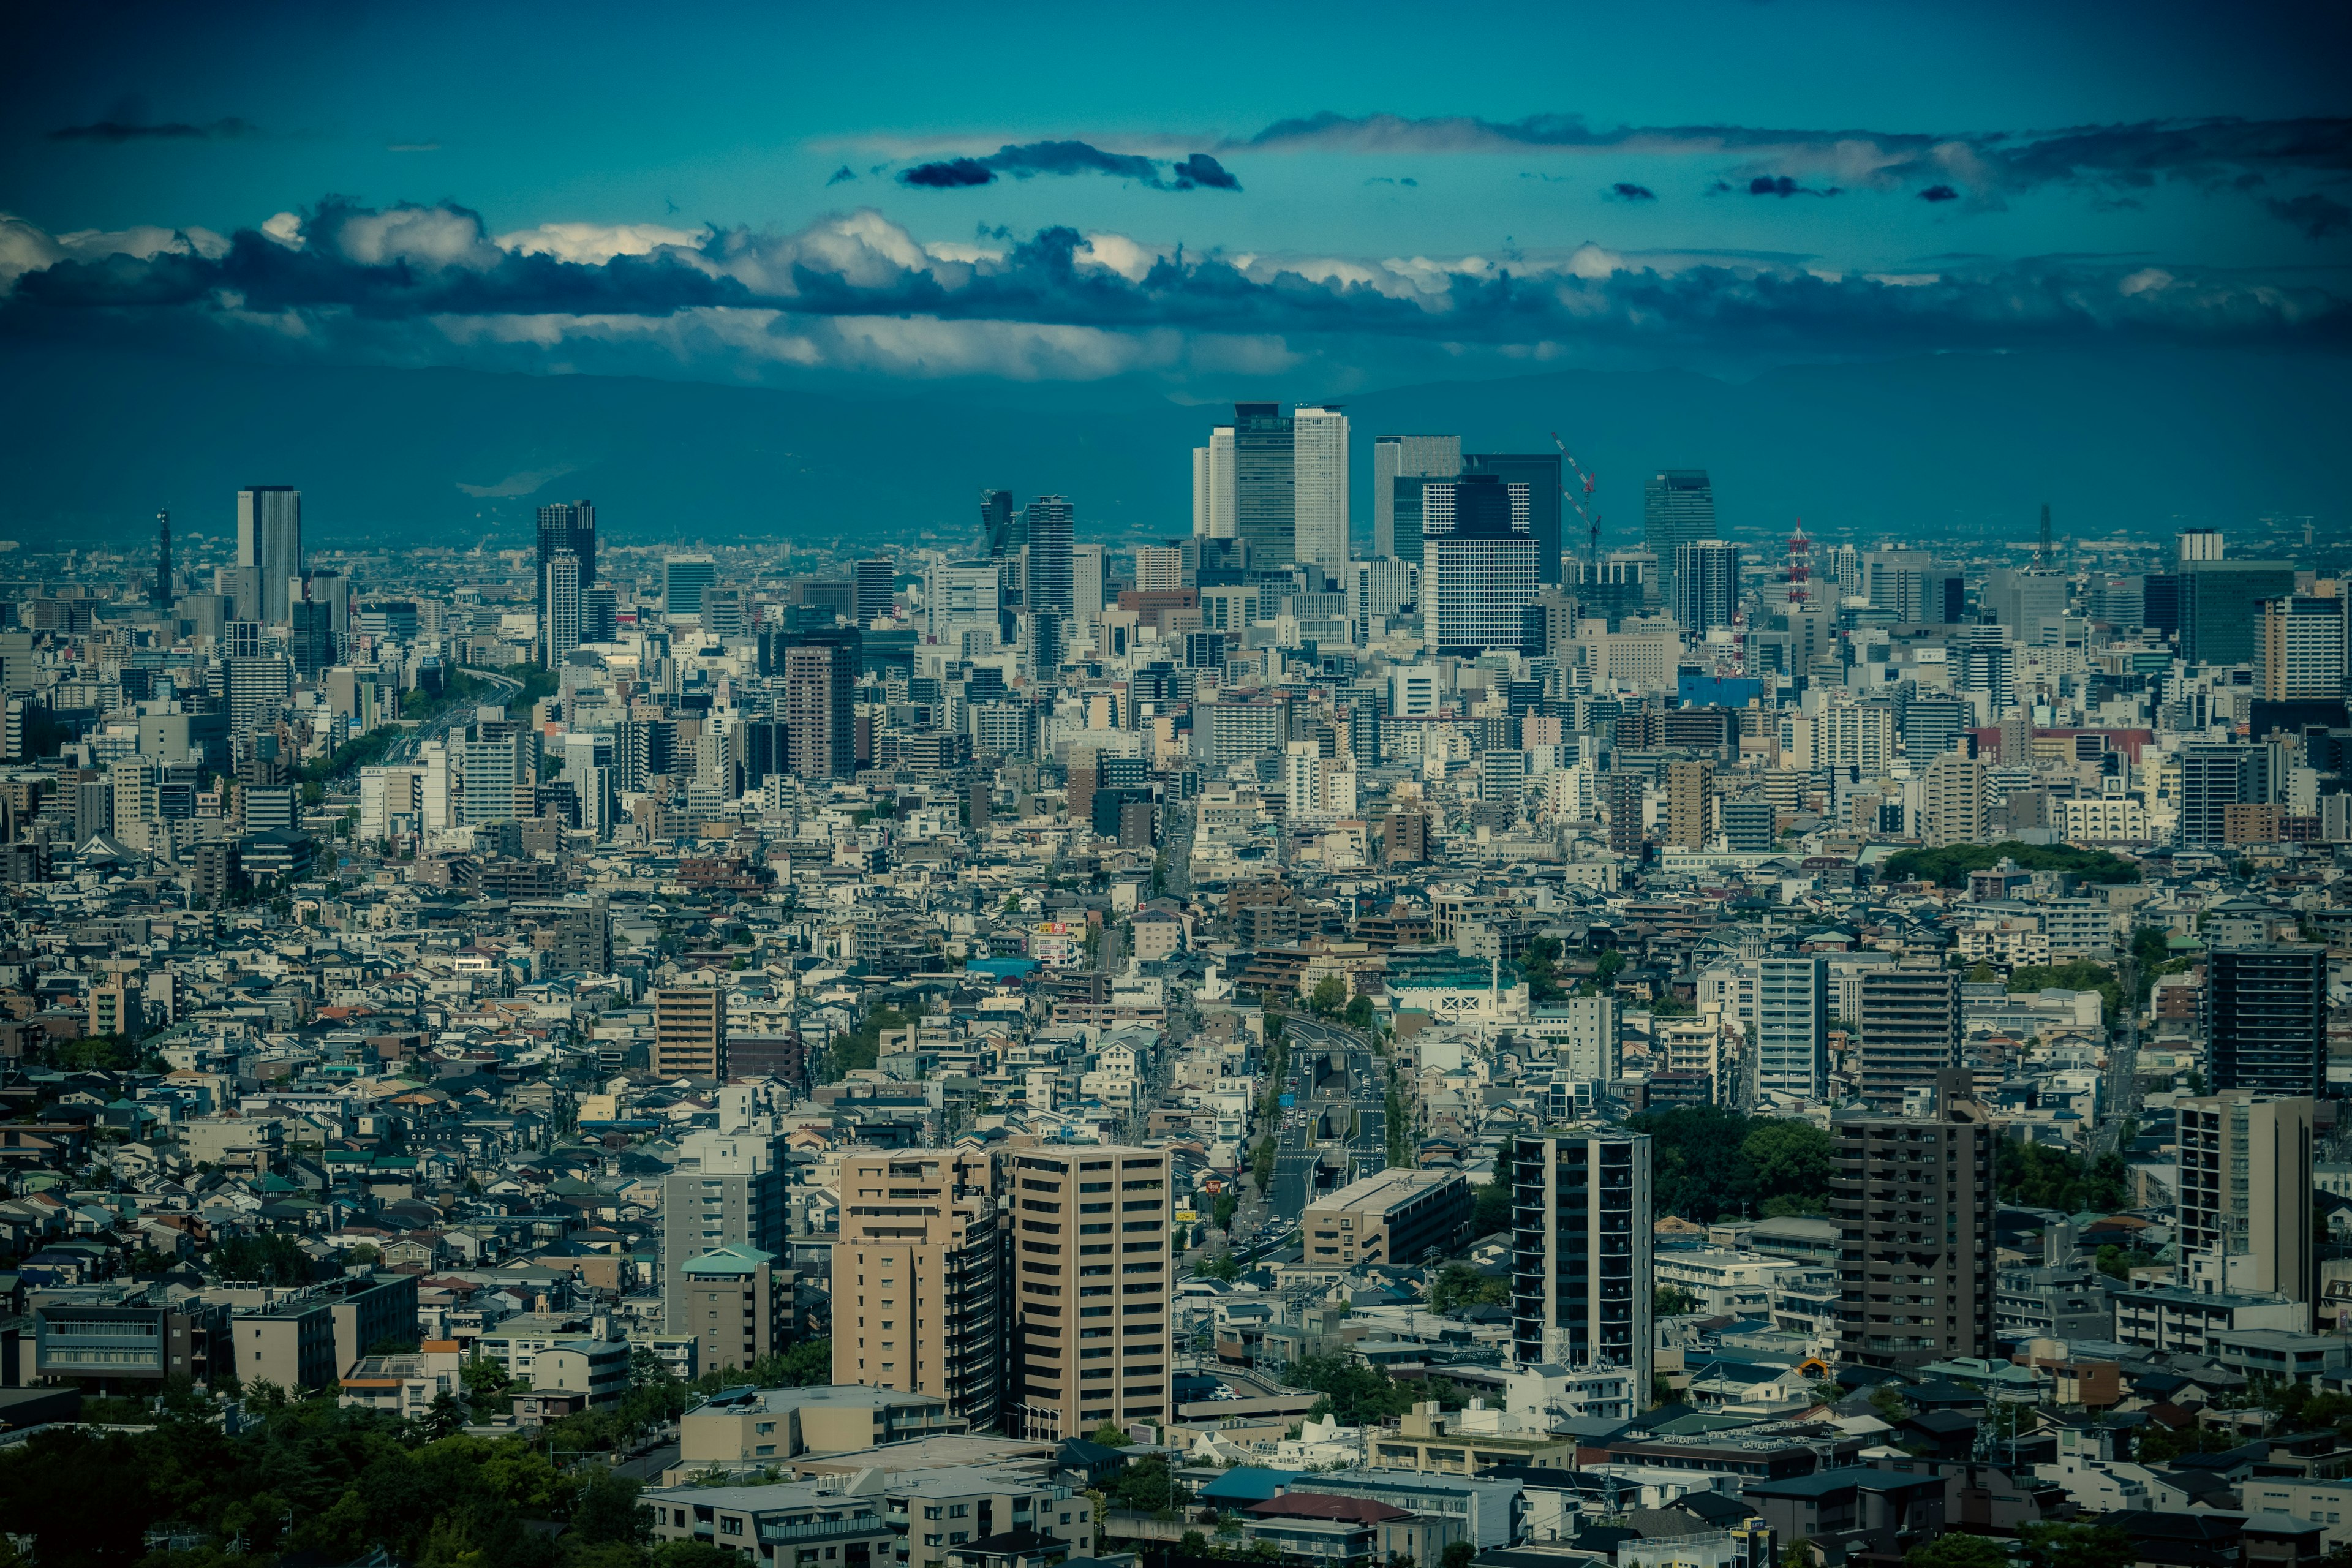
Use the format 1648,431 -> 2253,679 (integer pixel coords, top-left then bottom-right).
1754,955 -> 1830,1102
543,552 -> 582,667
2260,595 -> 2348,700
1921,752 -> 1988,847
1291,405 -> 1351,590
1071,543 -> 1107,628
1134,546 -> 1183,594
236,486 -> 303,625
1195,427 -> 1236,539
1191,447 -> 1212,537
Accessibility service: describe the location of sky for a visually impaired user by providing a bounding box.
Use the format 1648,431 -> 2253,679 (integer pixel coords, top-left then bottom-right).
1,0 -> 2347,395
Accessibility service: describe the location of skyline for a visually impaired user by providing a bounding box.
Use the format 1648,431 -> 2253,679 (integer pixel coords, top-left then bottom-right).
2,0 -> 2348,403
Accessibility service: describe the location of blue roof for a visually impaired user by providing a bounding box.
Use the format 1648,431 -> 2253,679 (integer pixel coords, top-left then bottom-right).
967,957 -> 1038,979
1197,1468 -> 1300,1504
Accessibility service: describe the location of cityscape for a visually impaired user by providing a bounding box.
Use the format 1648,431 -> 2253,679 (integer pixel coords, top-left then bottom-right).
2,6 -> 2350,1568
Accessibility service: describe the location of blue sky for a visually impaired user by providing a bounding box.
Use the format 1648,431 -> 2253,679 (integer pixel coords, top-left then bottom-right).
2,0 -> 2345,390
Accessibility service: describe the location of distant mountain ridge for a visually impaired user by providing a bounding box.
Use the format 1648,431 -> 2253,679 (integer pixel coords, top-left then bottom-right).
0,343 -> 2339,552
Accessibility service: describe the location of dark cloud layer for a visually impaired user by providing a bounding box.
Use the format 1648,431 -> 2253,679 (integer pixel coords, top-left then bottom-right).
1919,184 -> 1960,202
900,140 -> 1238,191
49,115 -> 258,142
1748,175 -> 1840,197
1608,182 -> 1657,201
2268,193 -> 2351,238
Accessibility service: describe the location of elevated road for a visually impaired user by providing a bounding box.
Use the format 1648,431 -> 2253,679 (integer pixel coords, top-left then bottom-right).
1265,1011 -> 1390,1221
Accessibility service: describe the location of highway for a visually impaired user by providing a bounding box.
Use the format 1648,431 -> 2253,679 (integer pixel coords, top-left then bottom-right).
1265,1011 -> 1391,1221
381,666 -> 524,766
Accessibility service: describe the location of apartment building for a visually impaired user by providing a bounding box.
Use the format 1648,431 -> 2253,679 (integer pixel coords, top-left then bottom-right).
1300,1169 -> 1474,1281
2175,1091 -> 2314,1326
1002,1144 -> 1173,1440
1831,1071 -> 1994,1371
663,1116 -> 785,1327
832,1147 -> 1009,1431
679,1243 -> 794,1375
682,1384 -> 967,1471
235,1272 -> 421,1391
1509,1129 -> 1654,1398
1856,963 -> 1961,1112
654,986 -> 727,1077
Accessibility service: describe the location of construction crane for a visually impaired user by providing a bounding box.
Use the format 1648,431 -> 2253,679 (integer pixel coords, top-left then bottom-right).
1548,432 -> 1601,573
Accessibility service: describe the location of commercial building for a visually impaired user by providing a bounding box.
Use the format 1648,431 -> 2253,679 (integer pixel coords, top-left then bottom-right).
680,1384 -> 966,1471
665,556 -> 717,620
1509,1129 -> 1654,1398
537,500 -> 597,633
1423,473 -> 1537,655
832,1147 -> 1009,1431
2180,559 -> 2297,669
854,557 -> 895,627
2207,946 -> 2326,1097
1234,402 -> 1295,567
1830,1071 -> 1994,1371
1856,963 -> 1960,1112
1374,435 -> 1461,562
1291,405 -> 1351,590
236,486 -> 303,625
32,1291 -> 230,1388
235,1273 -> 421,1391
678,1243 -> 795,1374
543,551 -> 582,666
1001,1144 -> 1172,1440
1466,452 -> 1564,585
1193,427 -> 1237,540
1300,1169 -> 1473,1279
1643,470 -> 1715,605
2175,1091 -> 2314,1325
1023,497 -> 1073,618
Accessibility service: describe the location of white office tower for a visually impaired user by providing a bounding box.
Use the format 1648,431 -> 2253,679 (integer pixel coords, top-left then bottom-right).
2177,528 -> 2225,563
1291,405 -> 1351,590
236,486 -> 303,625
359,766 -> 425,841
419,739 -> 454,832
927,559 -> 1001,648
1754,955 -> 1830,1102
1071,543 -> 1107,633
1373,435 -> 1461,560
1200,426 -> 1237,538
543,552 -> 582,667
1349,558 -> 1419,643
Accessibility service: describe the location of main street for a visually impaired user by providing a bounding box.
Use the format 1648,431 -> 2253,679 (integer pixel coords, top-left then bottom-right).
1267,1011 -> 1390,1221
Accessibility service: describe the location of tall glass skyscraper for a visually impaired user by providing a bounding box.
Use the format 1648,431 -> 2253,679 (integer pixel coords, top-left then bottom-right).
1233,402 -> 1294,567
1672,540 -> 1741,633
1643,469 -> 1716,605
1373,434 -> 1460,563
236,485 -> 303,625
665,556 -> 717,620
1022,495 -> 1074,617
1291,405 -> 1350,589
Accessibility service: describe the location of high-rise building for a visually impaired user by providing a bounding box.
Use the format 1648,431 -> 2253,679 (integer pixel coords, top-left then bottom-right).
1373,435 -> 1460,561
236,486 -> 303,625
2259,595 -> 2348,699
2180,559 -> 2297,669
1643,470 -> 1715,606
1234,402 -> 1295,567
665,557 -> 717,620
581,586 -> 617,644
153,510 -> 173,606
833,1148 -> 1008,1430
547,897 -> 611,974
1831,1069 -> 1994,1371
661,1094 -> 782,1325
1509,1129 -> 1653,1398
980,489 -> 1019,557
536,500 -> 597,633
927,560 -> 1002,647
2177,744 -> 2258,848
1291,405 -> 1351,589
543,551 -> 583,667
1423,473 -> 1536,655
1189,428 -> 1235,540
289,598 -> 336,680
1665,760 -> 1714,850
225,654 -> 293,739
1466,453 -> 1564,585
854,557 -> 895,627
2174,1091 -> 2314,1324
783,631 -> 858,779
1754,956 -> 1830,1103
1133,545 -> 1184,594
1001,1144 -> 1172,1440
1983,568 -> 2069,647
461,728 -> 528,825
1672,540 -> 1741,633
1023,496 -> 1074,617
1920,752 -> 1986,847
1070,544 -> 1107,628
1856,963 -> 1960,1112
2207,946 -> 2326,1098
654,986 -> 727,1078
2177,527 -> 2225,562
679,1245 -> 794,1375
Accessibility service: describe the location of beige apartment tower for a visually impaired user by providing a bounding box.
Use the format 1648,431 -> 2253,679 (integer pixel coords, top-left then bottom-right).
1920,753 -> 1988,848
2175,1091 -> 2314,1327
1004,1144 -> 1173,1441
653,987 -> 726,1077
1665,760 -> 1714,850
832,1148 -> 1009,1431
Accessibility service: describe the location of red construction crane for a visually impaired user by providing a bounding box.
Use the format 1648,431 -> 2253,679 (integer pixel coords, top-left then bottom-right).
1549,432 -> 1600,571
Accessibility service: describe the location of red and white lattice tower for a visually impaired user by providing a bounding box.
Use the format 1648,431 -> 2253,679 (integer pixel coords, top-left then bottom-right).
1786,518 -> 1812,606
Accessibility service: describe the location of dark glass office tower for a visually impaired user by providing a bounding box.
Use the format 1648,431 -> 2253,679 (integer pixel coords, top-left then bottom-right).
537,500 -> 597,641
1023,496 -> 1073,617
2208,946 -> 2326,1097
236,486 -> 303,625
1466,453 -> 1564,584
1643,470 -> 1716,606
980,489 -> 1017,557
154,510 -> 173,605
1234,402 -> 1295,567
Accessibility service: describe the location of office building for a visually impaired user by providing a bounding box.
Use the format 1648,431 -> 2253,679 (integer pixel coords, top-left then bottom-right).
152,509 -> 173,605
653,986 -> 727,1077
1423,473 -> 1536,655
2180,559 -> 2297,669
979,488 -> 1019,556
2178,744 -> 2258,849
289,597 -> 336,679
1672,541 -> 1741,633
1509,1129 -> 1654,1398
832,1148 -> 1008,1430
1856,963 -> 1960,1112
1192,426 -> 1237,540
461,728 -> 527,826
1292,405 -> 1351,589
662,1097 -> 784,1326
1071,544 -> 1107,628
783,632 -> 858,779
1643,470 -> 1715,605
537,500 -> 597,632
1001,1144 -> 1172,1440
853,557 -> 895,627
543,551 -> 582,666
2178,527 -> 2225,562
1300,1169 -> 1473,1280
1374,435 -> 1461,561
1022,496 -> 1074,617
2175,1091 -> 2314,1325
1831,1070 -> 1995,1371
236,486 -> 303,625
1983,568 -> 2069,647
225,655 -> 293,740
1755,955 -> 1830,1103
1920,752 -> 1987,848
1234,402 -> 1295,567
1466,452 -> 1564,584
2260,595 -> 2347,699
2207,946 -> 2326,1098
1665,760 -> 1714,850
666,557 -> 717,621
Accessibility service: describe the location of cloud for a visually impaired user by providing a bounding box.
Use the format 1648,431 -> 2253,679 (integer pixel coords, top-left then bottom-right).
1748,176 -> 1839,198
2,198 -> 2342,387
827,165 -> 858,186
1365,176 -> 1420,187
49,115 -> 259,143
1919,184 -> 1960,203
899,140 -> 1239,191
386,143 -> 440,154
456,462 -> 579,498
1608,182 -> 1657,201
2268,192 -> 2351,238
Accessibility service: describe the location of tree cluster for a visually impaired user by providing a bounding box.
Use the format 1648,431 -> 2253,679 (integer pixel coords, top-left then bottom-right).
1879,841 -> 2141,889
1996,1140 -> 2127,1213
1627,1106 -> 1834,1223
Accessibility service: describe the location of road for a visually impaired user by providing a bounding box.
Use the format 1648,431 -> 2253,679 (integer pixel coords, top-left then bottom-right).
1267,1012 -> 1391,1219
382,666 -> 524,764
609,1439 -> 680,1483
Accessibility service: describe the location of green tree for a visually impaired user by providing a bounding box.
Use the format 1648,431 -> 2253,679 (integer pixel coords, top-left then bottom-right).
1213,1191 -> 1240,1231
1471,1178 -> 1514,1239
1743,1120 -> 1833,1209
1869,1384 -> 1910,1422
1905,1539 -> 2009,1568
1880,841 -> 2141,889
1442,1543 -> 1478,1568
2016,1523 -> 2135,1568
1107,1454 -> 1188,1513
1997,1140 -> 2127,1212
1292,1355 -> 1422,1427
1656,1283 -> 1701,1317
1516,936 -> 1567,1005
1252,1136 -> 1276,1196
1090,1422 -> 1134,1448
1197,1252 -> 1242,1283
1344,995 -> 1374,1030
1310,976 -> 1347,1016
1427,1263 -> 1510,1314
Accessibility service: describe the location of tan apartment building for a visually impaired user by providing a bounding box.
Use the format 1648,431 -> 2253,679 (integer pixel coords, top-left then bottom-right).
679,1243 -> 794,1374
1003,1144 -> 1172,1440
1300,1168 -> 1472,1280
1665,760 -> 1714,850
833,1148 -> 1008,1431
681,1384 -> 965,1471
235,1273 -> 420,1391
654,987 -> 726,1077
2176,1091 -> 2313,1324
